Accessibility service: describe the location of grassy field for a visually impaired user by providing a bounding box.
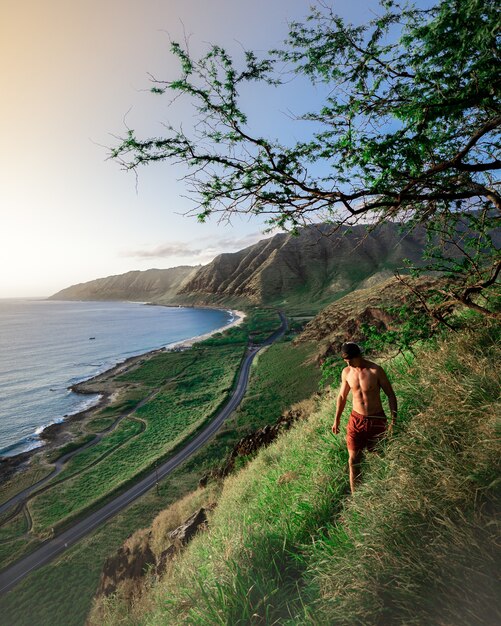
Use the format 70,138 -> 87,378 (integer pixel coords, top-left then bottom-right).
98,318 -> 500,625
0,467 -> 201,626
27,343 -> 246,532
0,510 -> 28,542
232,340 -> 320,433
180,339 -> 321,481
0,311 -> 325,626
84,387 -> 155,432
0,458 -> 53,507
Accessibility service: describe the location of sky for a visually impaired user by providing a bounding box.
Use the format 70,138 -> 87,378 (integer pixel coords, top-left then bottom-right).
1,0 -> 390,297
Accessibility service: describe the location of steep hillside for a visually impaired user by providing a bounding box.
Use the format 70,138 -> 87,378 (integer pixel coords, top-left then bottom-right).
88,320 -> 500,625
0,323 -> 321,626
49,266 -> 196,301
178,222 -> 426,311
296,275 -> 443,360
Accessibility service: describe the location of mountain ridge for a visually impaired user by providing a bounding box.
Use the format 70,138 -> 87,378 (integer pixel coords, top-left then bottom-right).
50,222 -> 427,312
48,266 -> 197,302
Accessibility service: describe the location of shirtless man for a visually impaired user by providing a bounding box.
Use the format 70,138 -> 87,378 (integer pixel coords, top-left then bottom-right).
332,342 -> 397,493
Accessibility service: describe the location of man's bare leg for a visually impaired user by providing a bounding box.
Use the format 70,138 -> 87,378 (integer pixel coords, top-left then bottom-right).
348,450 -> 363,494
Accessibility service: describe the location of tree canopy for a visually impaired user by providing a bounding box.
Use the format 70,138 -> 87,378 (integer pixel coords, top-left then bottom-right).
112,0 -> 500,317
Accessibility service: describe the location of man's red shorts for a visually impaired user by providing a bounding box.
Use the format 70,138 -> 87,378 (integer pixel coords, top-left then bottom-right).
346,410 -> 387,453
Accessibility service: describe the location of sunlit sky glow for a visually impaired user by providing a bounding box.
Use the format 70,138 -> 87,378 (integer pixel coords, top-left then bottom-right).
1,0 -> 392,297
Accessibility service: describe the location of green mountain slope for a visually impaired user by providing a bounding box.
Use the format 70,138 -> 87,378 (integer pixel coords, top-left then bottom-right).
296,274 -> 443,360
89,319 -> 500,625
49,222 -> 428,312
177,222 -> 427,312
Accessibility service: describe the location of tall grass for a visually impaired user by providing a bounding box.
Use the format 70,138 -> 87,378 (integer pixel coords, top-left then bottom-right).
106,321 -> 499,625
302,322 -> 501,626
114,394 -> 349,625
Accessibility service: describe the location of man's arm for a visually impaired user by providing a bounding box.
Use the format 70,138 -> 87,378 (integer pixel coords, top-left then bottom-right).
333,368 -> 350,434
378,367 -> 397,429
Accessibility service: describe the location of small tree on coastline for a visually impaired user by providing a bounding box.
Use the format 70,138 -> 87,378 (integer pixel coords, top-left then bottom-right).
112,0 -> 500,318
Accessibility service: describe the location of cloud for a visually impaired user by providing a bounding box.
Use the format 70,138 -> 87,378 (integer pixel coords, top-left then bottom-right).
205,232 -> 270,250
122,243 -> 204,258
121,231 -> 274,263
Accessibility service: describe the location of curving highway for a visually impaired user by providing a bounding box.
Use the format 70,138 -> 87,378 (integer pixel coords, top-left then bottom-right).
0,312 -> 287,595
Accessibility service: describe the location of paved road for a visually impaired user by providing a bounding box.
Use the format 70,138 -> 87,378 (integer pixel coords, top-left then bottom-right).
0,313 -> 287,595
0,389 -> 158,518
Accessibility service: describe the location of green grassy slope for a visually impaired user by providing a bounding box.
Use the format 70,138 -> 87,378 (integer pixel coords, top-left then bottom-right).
107,320 -> 500,625
228,340 -> 321,436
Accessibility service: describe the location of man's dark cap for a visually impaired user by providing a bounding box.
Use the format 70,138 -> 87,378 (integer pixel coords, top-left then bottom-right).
341,342 -> 362,358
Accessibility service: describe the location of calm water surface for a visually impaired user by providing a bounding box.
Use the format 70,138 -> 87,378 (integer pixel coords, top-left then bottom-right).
0,300 -> 232,457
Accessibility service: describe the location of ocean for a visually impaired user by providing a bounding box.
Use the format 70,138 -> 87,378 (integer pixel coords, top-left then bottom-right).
0,300 -> 233,458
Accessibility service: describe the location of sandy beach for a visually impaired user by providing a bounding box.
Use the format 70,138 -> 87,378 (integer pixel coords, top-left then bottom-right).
0,308 -> 246,480
165,308 -> 246,350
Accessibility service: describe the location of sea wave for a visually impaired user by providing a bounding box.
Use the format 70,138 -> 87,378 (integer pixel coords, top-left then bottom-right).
0,393 -> 101,459
0,433 -> 44,457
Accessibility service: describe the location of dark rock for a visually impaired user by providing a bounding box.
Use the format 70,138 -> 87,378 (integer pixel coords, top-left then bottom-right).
168,507 -> 209,545
156,505 -> 214,576
155,544 -> 177,576
96,534 -> 155,598
95,505 -> 214,601
0,451 -> 32,483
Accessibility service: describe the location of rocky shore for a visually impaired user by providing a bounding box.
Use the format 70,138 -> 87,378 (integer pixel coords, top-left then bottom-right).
0,308 -> 245,484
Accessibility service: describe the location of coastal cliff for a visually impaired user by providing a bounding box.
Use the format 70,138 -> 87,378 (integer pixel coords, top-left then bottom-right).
49,266 -> 196,302
176,222 -> 426,309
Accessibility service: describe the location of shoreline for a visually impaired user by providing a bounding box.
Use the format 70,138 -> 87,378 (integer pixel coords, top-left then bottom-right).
0,307 -> 246,480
